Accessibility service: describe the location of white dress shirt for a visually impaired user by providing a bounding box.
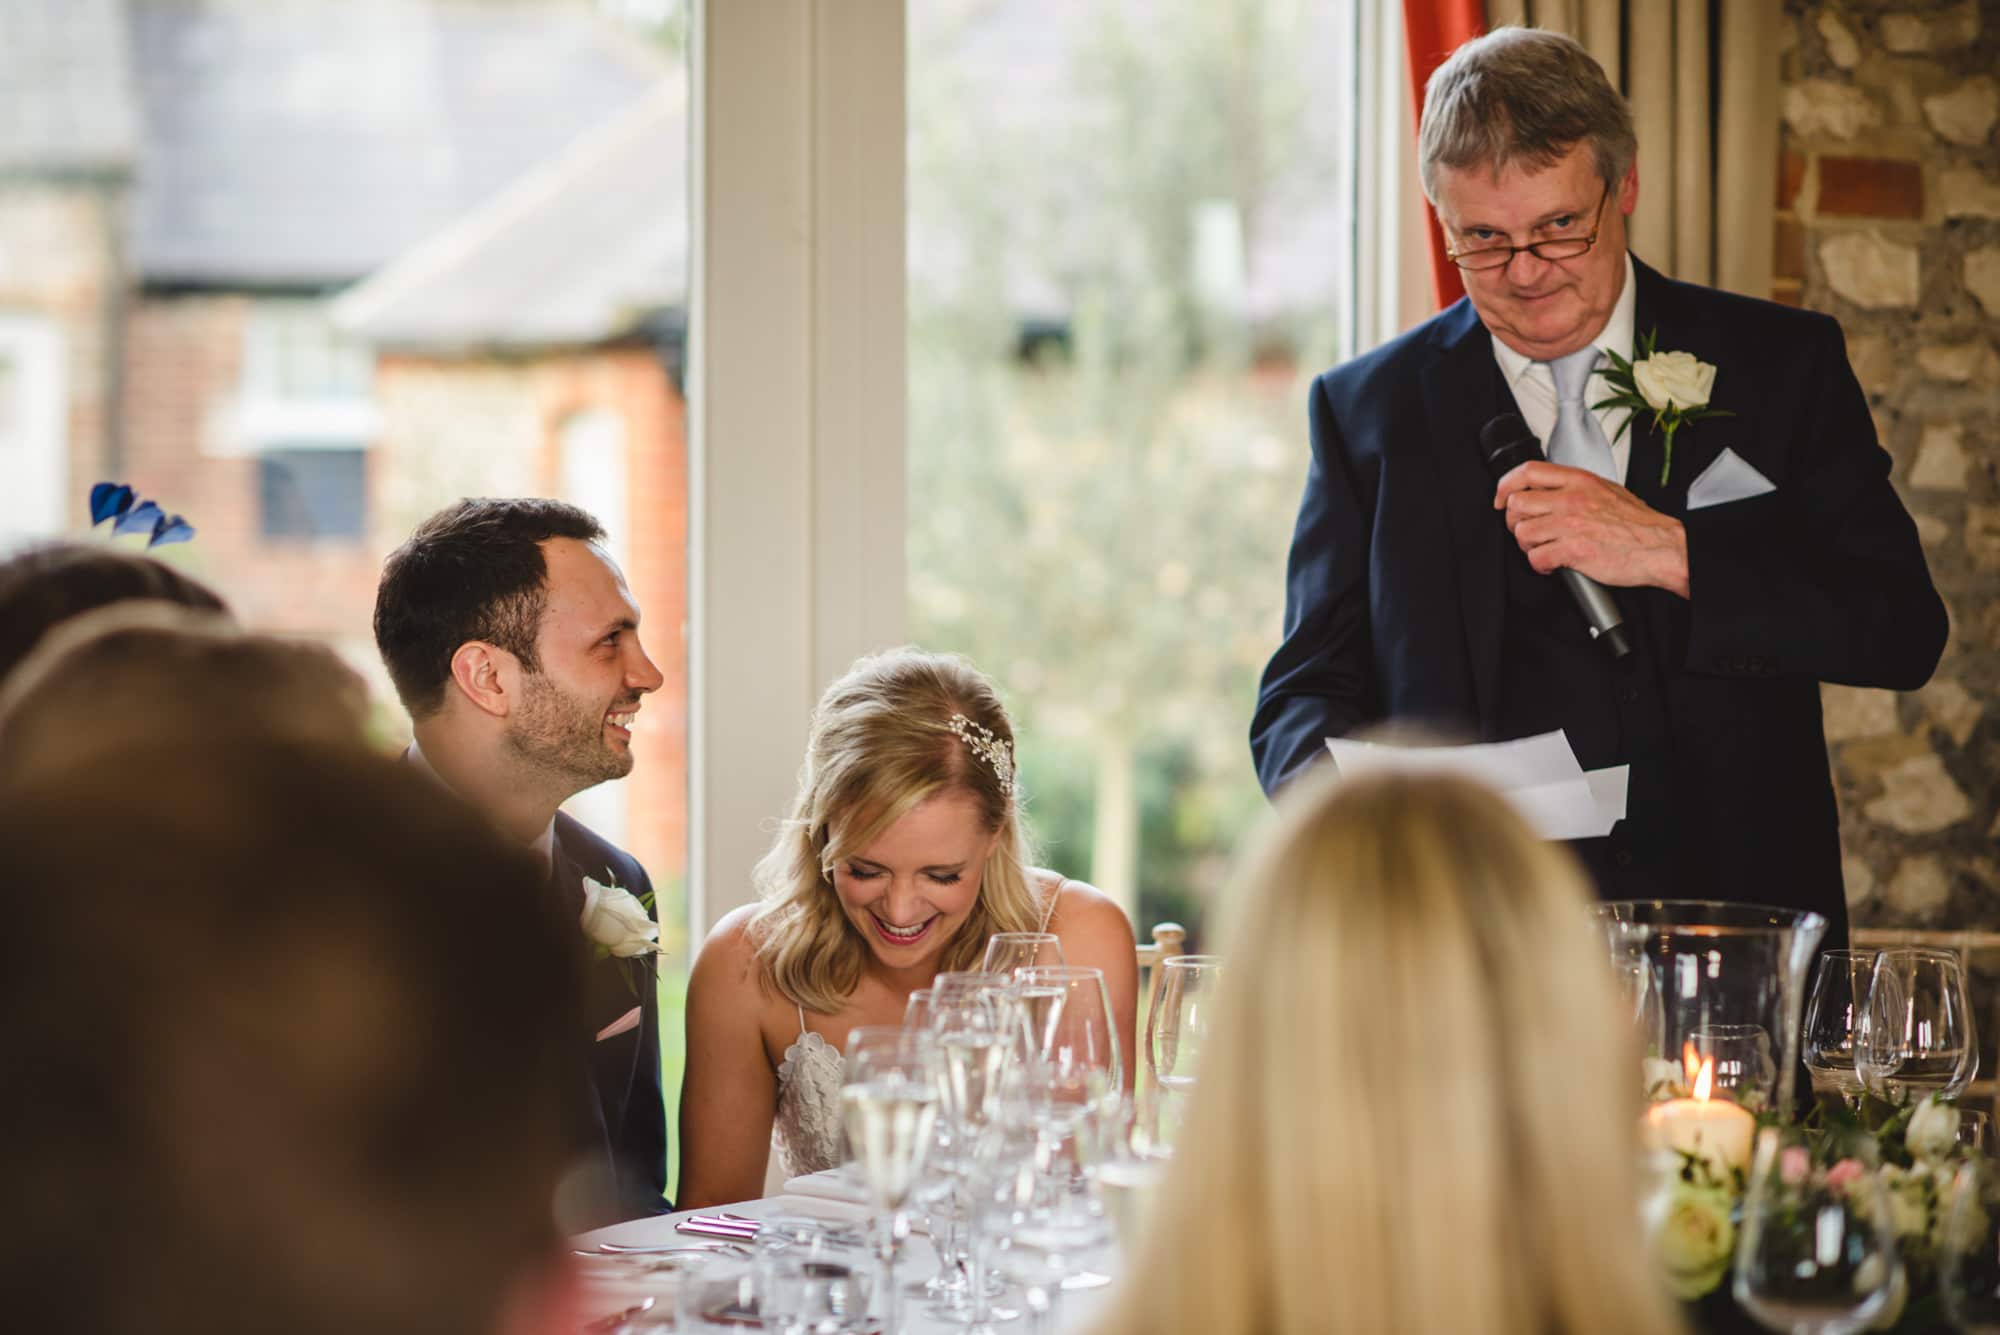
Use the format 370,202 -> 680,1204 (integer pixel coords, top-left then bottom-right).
1489,253 -> 1639,484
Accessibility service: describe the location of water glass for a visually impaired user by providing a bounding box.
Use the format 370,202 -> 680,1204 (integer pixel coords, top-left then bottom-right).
1856,948 -> 1978,1106
1733,1125 -> 1900,1335
1803,950 -> 1877,1106
981,932 -> 1064,976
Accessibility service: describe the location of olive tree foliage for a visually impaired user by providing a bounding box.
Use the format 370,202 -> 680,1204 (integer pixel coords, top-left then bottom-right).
908,0 -> 1350,930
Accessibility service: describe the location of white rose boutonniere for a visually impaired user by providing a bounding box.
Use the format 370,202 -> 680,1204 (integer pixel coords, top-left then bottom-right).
1593,328 -> 1734,485
580,874 -> 662,961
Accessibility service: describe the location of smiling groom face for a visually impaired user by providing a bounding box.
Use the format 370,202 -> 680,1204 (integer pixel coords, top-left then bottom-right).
501,537 -> 663,792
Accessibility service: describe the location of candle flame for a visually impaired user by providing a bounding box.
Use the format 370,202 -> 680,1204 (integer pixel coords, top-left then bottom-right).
1680,1042 -> 1716,1100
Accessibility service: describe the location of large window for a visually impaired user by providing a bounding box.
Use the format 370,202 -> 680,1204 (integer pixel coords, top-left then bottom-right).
2,0 -> 691,1191
909,0 -> 1361,941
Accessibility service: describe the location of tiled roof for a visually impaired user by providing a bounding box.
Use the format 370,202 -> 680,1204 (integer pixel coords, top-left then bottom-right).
126,0 -> 670,286
0,0 -> 139,175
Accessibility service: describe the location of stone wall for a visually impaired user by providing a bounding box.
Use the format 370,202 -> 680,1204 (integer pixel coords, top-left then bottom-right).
1780,0 -> 2000,930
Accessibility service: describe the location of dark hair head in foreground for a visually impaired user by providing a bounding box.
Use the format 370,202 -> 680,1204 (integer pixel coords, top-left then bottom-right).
0,740 -> 589,1335
0,540 -> 227,682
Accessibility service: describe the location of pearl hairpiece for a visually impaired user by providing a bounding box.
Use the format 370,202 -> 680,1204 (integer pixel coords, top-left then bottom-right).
947,712 -> 1017,801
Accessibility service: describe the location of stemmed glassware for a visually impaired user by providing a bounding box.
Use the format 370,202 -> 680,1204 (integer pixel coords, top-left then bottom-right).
1733,1124 -> 1901,1335
1855,948 -> 1978,1106
928,973 -> 1014,1333
1803,950 -> 1878,1106
1146,954 -> 1220,1142
840,1026 -> 940,1335
980,932 -> 1064,976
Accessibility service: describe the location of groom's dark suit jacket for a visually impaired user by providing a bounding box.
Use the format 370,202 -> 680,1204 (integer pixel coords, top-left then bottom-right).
551,812 -> 671,1223
1252,257 -> 1945,934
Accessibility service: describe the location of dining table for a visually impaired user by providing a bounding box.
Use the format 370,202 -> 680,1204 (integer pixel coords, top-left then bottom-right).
573,1186 -> 1122,1333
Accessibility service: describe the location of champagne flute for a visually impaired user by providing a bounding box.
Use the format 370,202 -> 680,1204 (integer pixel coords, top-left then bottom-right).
1856,948 -> 1978,1106
904,988 -> 936,1031
840,1028 -> 939,1335
1803,950 -> 1877,1106
1942,1158 -> 2000,1333
1733,1125 -> 1899,1335
930,977 -> 1015,1330
981,931 -> 1064,976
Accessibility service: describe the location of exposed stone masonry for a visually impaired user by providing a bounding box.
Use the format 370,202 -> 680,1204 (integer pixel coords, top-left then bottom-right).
1781,4 -> 1999,942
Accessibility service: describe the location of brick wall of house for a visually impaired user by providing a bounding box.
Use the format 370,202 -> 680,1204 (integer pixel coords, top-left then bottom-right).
1780,0 -> 1999,926
119,292 -> 383,644
0,182 -> 122,516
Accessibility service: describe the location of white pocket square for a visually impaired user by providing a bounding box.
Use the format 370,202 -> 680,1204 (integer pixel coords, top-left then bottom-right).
1686,447 -> 1776,510
595,1005 -> 641,1042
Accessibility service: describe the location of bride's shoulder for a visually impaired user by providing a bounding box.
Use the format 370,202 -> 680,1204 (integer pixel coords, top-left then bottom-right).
689,903 -> 769,992
1032,871 -> 1131,934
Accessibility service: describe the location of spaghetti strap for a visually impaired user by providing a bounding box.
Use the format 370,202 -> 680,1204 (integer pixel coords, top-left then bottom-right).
1038,877 -> 1066,933
795,1003 -> 808,1036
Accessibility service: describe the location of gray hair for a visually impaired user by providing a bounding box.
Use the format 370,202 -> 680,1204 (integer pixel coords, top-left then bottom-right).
1417,27 -> 1636,205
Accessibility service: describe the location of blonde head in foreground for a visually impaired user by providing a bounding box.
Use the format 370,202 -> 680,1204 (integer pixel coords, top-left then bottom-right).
1091,770 -> 1684,1335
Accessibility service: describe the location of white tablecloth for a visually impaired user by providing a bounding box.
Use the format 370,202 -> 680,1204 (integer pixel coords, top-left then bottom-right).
574,1194 -> 1119,1332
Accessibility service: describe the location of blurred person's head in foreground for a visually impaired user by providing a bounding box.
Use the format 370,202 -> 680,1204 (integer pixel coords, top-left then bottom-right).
1090,770 -> 1685,1335
0,540 -> 227,683
373,498 -> 664,843
0,603 -> 374,784
0,739 -> 589,1335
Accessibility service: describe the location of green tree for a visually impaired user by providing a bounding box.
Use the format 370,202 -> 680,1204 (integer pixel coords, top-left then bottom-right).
908,0 -> 1350,936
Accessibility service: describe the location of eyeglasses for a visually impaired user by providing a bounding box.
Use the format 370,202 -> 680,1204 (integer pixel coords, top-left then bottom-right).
1445,184 -> 1611,272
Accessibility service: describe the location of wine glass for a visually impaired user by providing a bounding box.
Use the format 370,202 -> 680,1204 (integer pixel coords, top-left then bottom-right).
1733,1124 -> 1900,1335
840,1028 -> 939,1335
1856,948 -> 1978,1106
929,977 -> 1016,1332
1803,950 -> 1878,1106
981,932 -> 1064,976
903,988 -> 935,1031
1016,965 -> 1124,1097
1942,1158 -> 2000,1333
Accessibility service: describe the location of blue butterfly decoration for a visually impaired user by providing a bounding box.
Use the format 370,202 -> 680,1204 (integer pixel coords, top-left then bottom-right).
89,481 -> 197,549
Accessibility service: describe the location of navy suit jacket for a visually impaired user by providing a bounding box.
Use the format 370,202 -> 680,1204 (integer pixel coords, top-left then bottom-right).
552,812 -> 671,1223
1251,258 -> 1946,916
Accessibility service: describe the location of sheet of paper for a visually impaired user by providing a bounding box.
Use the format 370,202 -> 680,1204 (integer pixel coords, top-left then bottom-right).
1324,731 -> 1626,839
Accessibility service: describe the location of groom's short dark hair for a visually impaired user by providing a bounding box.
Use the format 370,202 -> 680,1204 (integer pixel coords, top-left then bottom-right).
374,497 -> 606,719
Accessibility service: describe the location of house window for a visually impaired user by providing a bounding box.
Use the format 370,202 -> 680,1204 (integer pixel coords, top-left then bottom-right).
257,447 -> 367,540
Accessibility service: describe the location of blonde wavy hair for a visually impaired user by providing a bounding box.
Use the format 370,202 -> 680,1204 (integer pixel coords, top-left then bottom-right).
1091,770 -> 1685,1335
749,648 -> 1044,1015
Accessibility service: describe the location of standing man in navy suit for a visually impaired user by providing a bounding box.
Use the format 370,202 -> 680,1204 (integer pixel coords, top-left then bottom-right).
375,497 -> 671,1224
1251,29 -> 1944,939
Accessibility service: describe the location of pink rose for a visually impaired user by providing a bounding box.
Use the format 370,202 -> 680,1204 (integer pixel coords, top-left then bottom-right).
1780,1146 -> 1811,1184
1825,1158 -> 1867,1190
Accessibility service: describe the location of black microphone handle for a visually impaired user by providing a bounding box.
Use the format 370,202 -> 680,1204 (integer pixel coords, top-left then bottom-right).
1558,567 -> 1634,658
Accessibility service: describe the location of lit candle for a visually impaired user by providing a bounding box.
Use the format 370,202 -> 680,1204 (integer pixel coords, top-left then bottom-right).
1641,1054 -> 1756,1180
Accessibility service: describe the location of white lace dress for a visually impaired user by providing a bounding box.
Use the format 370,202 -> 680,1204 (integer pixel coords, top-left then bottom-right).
770,882 -> 1066,1177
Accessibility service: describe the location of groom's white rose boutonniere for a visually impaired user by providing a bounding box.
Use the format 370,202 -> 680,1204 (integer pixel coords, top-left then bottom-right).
1593,328 -> 1733,485
580,874 -> 662,960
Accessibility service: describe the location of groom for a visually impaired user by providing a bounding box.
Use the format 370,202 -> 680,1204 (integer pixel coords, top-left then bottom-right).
1251,29 -> 1944,940
374,497 -> 671,1222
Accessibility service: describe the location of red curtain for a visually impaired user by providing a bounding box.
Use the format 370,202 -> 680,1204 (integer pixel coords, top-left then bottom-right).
1403,0 -> 1485,309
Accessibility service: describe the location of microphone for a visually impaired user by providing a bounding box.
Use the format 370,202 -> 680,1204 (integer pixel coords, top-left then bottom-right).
1479,413 -> 1633,660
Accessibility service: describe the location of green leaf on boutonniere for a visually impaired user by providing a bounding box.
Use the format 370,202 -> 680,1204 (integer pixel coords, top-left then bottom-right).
1591,327 -> 1735,486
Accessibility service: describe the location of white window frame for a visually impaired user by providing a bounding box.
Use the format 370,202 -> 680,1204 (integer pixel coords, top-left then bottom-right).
687,1 -> 908,934
684,0 -> 1409,934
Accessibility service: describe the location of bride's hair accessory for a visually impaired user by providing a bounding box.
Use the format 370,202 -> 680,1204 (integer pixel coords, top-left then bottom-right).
947,712 -> 1016,801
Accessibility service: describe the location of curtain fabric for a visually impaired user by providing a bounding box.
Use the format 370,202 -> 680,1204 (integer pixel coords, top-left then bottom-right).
1480,0 -> 1781,297
1402,0 -> 1486,309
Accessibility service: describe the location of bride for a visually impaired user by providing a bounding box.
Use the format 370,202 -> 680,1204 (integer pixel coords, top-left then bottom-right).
676,648 -> 1137,1209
